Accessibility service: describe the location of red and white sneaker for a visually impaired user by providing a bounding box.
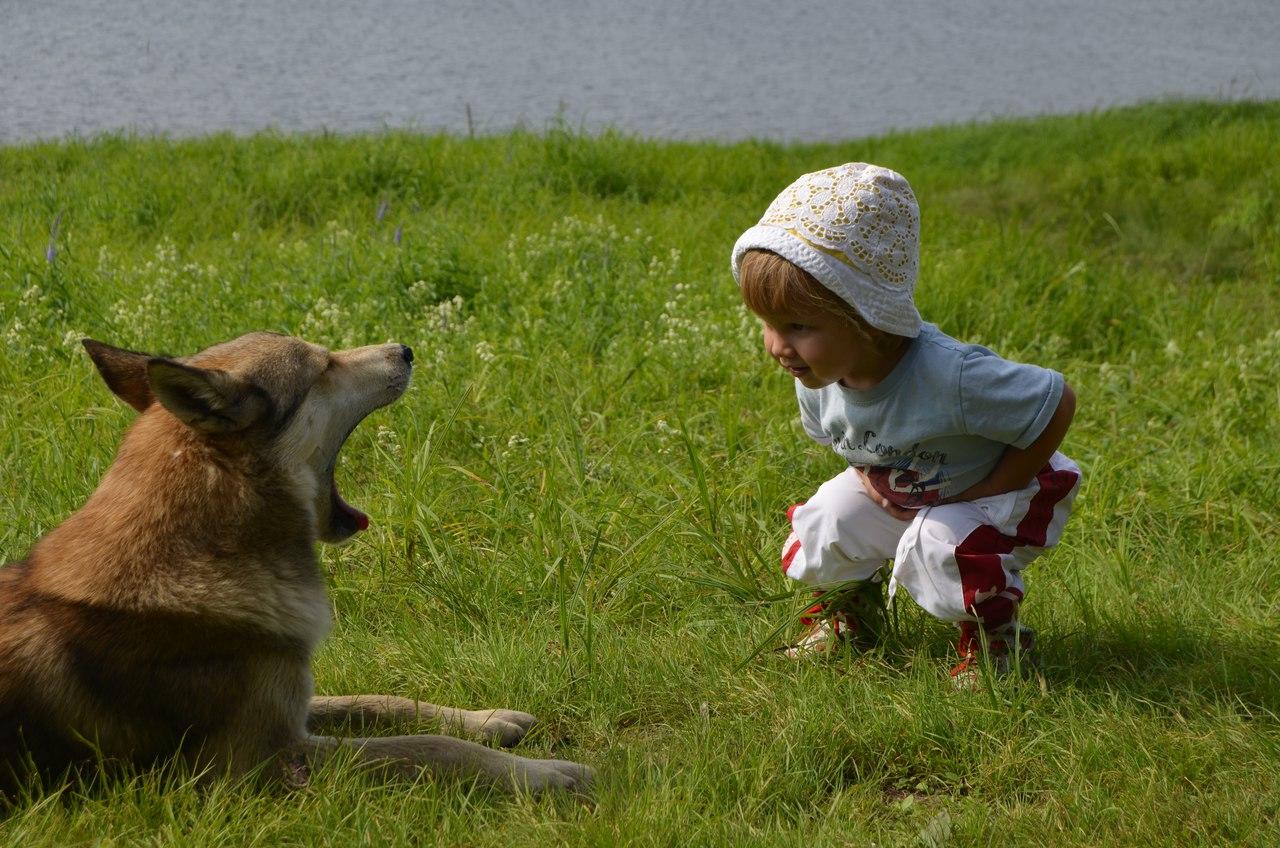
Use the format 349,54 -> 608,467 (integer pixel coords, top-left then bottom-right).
949,621 -> 1037,688
784,581 -> 887,658
784,602 -> 848,658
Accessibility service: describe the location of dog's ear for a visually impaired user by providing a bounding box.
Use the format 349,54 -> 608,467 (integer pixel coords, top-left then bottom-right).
82,339 -> 155,412
145,359 -> 267,433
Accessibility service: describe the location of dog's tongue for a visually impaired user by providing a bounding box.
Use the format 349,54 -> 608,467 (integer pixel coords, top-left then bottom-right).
335,488 -> 369,531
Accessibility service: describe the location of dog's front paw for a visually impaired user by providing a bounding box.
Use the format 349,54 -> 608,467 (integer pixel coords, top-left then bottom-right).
504,757 -> 594,796
463,708 -> 538,747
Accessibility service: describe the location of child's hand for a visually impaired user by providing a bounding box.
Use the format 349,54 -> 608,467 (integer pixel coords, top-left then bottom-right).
855,468 -> 920,522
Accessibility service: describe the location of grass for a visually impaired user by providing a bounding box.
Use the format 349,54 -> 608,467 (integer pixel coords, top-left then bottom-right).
1,100 -> 1278,845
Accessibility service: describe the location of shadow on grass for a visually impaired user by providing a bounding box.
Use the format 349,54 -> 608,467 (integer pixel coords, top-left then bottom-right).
774,600 -> 1280,717
1040,620 -> 1280,715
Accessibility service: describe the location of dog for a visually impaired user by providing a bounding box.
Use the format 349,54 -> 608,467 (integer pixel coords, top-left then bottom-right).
0,331 -> 591,797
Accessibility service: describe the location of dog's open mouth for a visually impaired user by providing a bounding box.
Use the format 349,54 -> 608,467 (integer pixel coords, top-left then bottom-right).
322,441 -> 371,542
330,478 -> 369,535
314,348 -> 413,543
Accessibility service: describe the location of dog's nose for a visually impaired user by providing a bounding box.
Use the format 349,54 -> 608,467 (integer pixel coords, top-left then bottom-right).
399,344 -> 414,364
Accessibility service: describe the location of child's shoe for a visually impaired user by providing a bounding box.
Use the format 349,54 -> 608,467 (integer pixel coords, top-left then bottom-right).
785,579 -> 887,658
949,620 -> 1037,688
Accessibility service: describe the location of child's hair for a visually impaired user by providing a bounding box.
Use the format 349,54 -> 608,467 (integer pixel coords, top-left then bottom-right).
738,249 -> 908,354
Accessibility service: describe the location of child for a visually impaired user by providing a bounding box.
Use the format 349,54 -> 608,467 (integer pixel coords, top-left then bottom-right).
730,163 -> 1080,684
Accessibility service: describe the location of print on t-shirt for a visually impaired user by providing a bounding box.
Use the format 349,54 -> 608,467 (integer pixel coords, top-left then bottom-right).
860,463 -> 946,508
836,429 -> 950,508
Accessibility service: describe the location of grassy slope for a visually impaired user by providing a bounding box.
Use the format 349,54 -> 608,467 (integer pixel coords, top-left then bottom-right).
0,101 -> 1278,846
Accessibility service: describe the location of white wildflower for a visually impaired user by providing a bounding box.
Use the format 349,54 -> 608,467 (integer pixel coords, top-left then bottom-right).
423,295 -> 473,336
375,425 -> 402,459
300,298 -> 354,346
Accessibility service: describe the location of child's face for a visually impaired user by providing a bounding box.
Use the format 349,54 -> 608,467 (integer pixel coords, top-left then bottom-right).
755,307 -> 874,389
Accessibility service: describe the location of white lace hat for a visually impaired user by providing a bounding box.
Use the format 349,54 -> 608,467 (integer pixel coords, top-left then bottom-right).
731,162 -> 922,338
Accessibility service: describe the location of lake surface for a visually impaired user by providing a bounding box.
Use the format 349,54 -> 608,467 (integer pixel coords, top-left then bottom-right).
2,0 -> 1277,143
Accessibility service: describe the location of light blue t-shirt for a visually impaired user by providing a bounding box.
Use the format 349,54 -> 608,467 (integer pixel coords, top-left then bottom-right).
797,324 -> 1063,508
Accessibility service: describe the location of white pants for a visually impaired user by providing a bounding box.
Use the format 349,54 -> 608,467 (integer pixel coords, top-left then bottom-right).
782,453 -> 1081,627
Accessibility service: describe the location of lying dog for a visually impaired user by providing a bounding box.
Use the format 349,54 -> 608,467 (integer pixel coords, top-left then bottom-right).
0,332 -> 591,796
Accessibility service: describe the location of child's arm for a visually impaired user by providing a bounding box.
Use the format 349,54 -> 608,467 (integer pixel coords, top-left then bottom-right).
945,382 -> 1077,503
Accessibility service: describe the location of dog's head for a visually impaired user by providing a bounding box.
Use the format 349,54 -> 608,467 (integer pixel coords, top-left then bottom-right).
82,332 -> 413,544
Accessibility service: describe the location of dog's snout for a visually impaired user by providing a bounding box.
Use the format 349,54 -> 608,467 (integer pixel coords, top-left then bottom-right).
399,345 -> 414,365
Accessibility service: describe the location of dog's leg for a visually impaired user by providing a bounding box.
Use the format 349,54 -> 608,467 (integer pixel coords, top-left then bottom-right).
299,733 -> 592,795
307,695 -> 537,747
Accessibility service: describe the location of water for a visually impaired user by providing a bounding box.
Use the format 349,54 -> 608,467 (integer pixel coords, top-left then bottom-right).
2,0 -> 1277,144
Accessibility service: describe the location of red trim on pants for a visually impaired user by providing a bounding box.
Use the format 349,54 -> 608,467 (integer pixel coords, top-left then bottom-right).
781,503 -> 805,575
1014,467 -> 1079,547
953,463 -> 1078,626
781,539 -> 802,575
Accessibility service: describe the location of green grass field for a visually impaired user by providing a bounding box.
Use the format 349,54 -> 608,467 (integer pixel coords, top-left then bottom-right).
1,100 -> 1278,846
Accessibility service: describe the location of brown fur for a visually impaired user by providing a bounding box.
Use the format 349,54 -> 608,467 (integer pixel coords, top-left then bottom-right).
0,332 -> 591,798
